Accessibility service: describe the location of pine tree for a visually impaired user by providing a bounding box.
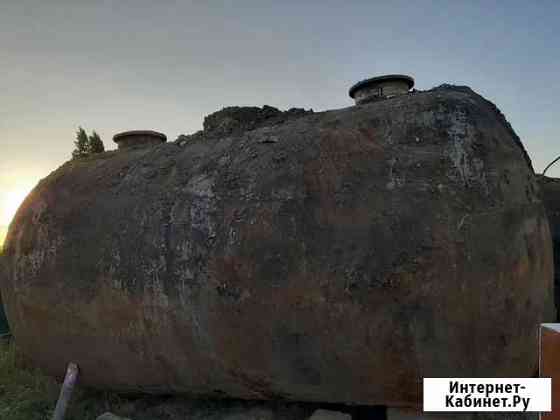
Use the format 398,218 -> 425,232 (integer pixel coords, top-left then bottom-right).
88,131 -> 105,154
72,127 -> 90,159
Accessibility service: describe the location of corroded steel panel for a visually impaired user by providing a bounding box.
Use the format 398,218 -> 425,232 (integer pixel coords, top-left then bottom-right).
0,86 -> 555,406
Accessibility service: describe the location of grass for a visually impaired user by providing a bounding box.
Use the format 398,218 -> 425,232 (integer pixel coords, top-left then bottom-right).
0,337 -> 320,420
0,338 -> 59,420
0,338 -> 115,420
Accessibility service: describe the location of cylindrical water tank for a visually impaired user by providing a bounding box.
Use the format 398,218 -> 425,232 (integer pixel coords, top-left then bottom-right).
0,84 -> 554,407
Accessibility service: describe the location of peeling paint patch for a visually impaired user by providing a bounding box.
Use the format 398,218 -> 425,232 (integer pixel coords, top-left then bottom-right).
386,157 -> 405,190
446,108 -> 489,193
186,174 -> 216,238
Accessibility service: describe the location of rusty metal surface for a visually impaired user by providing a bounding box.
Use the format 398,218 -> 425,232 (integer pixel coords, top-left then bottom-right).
0,86 -> 555,406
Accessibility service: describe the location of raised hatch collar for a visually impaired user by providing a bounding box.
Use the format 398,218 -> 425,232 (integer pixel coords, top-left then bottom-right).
349,74 -> 415,104
113,130 -> 167,150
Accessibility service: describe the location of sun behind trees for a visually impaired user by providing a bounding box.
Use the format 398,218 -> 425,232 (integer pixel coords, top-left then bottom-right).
71,127 -> 105,159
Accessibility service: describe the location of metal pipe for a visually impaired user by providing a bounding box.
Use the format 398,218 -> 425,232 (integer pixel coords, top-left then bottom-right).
543,155 -> 560,176
51,362 -> 79,420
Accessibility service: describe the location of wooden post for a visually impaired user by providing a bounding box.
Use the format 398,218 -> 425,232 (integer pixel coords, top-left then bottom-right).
540,324 -> 560,419
51,362 -> 79,420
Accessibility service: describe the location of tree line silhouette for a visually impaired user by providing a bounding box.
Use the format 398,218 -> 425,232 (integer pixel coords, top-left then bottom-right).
71,127 -> 104,159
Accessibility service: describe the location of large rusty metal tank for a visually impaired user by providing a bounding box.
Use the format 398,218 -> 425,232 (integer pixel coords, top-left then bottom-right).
1,83 -> 555,407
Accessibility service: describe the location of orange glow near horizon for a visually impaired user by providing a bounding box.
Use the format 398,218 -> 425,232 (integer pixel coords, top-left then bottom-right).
1,186 -> 33,227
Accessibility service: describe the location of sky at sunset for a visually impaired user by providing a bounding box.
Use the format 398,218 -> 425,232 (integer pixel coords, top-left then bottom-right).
1,0 -> 560,245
